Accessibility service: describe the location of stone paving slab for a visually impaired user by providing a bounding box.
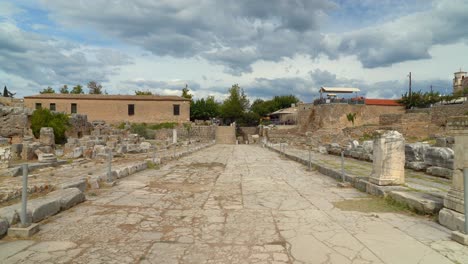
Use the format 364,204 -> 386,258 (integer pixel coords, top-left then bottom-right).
0,145 -> 466,263
0,142 -> 212,205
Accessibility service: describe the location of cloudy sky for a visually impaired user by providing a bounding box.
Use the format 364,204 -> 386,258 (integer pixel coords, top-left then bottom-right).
1,0 -> 467,101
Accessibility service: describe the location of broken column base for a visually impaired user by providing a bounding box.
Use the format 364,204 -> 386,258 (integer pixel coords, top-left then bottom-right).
8,223 -> 40,238
438,208 -> 465,233
452,231 -> 468,245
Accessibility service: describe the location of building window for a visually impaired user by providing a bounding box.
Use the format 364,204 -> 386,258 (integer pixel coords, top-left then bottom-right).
35,103 -> 42,109
173,104 -> 180,116
71,103 -> 77,114
50,103 -> 56,111
128,104 -> 135,116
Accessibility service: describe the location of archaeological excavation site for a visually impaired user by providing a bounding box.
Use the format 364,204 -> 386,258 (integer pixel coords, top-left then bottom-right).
1,90 -> 468,263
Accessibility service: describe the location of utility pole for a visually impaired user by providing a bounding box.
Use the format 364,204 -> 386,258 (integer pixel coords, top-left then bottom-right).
430,84 -> 433,93
408,72 -> 412,100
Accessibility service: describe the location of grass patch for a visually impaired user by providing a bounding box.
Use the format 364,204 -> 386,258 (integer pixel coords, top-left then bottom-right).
147,161 -> 160,170
333,197 -> 414,215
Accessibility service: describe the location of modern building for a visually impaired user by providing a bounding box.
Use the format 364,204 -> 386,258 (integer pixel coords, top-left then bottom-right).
24,94 -> 190,124
453,69 -> 467,94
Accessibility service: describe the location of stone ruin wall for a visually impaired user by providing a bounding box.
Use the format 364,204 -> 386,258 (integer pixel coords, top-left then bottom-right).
66,114 -> 93,138
0,105 -> 32,143
297,104 -> 405,133
379,102 -> 468,139
153,126 -> 216,142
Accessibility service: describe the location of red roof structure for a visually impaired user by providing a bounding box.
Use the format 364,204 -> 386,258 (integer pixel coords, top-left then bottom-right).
364,99 -> 402,106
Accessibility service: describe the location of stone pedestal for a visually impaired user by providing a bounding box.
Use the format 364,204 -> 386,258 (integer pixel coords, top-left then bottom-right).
172,129 -> 177,144
39,127 -> 55,147
369,130 -> 405,186
440,116 -> 468,233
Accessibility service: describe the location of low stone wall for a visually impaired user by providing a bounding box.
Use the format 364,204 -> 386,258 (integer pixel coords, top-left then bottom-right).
153,126 -> 216,141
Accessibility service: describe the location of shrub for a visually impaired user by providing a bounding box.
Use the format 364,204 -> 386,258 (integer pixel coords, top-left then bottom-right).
130,123 -> 148,138
116,122 -> 126,129
148,122 -> 177,130
30,108 -> 70,144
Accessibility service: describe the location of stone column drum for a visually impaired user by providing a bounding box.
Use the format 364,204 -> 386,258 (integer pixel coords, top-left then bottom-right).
439,116 -> 468,232
369,130 -> 405,186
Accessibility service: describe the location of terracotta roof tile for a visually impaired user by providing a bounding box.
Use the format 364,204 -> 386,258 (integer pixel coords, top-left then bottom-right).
364,99 -> 402,106
24,93 -> 190,101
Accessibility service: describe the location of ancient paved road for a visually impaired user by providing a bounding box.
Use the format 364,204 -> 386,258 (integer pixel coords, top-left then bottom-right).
1,145 -> 467,263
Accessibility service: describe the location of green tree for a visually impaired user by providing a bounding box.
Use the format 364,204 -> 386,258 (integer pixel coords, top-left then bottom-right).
221,84 -> 249,124
59,85 -> 69,94
135,90 -> 153,95
272,95 -> 299,110
88,81 -> 103,94
191,96 -> 221,120
70,85 -> 84,94
250,99 -> 273,117
398,91 -> 442,109
40,86 -> 55,94
30,108 -> 70,144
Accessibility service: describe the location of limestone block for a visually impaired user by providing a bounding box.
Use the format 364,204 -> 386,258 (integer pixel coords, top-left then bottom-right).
73,147 -> 83,159
10,144 -> 23,160
116,144 -> 127,154
93,145 -> 108,157
106,141 -> 118,149
389,191 -> 443,214
60,179 -> 87,192
127,144 -> 140,153
439,208 -> 465,233
37,153 -> 57,163
0,205 -> 21,226
426,166 -> 453,179
0,146 -> 11,169
38,146 -> 53,154
405,142 -> 430,163
369,130 -> 405,186
0,137 -> 9,145
362,140 -> 373,153
318,146 -> 327,154
406,161 -> 427,171
29,198 -> 61,222
424,147 -> 454,169
140,142 -> 152,152
67,138 -> 79,144
435,137 -> 447,147
39,127 -> 55,147
21,142 -> 40,160
48,188 -> 85,210
350,140 -> 359,149
0,218 -> 8,237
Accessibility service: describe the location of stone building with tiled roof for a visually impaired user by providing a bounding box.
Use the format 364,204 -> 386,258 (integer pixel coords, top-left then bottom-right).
24,94 -> 190,124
